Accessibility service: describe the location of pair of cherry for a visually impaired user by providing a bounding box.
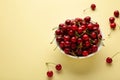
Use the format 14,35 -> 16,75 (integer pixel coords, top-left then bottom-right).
108,10 -> 120,36
46,62 -> 62,77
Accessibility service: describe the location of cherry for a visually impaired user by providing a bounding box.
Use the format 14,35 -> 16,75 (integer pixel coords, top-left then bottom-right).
83,3 -> 96,12
85,41 -> 90,47
114,10 -> 119,18
68,30 -> 74,36
106,57 -> 112,64
109,17 -> 115,23
77,38 -> 82,44
59,23 -> 65,29
82,51 -> 89,56
92,45 -> 98,52
71,36 -> 77,43
81,25 -> 86,31
59,41 -> 65,49
65,19 -> 71,25
55,29 -> 62,35
91,4 -> 96,10
55,64 -> 62,71
71,25 -> 78,31
47,71 -> 53,77
77,27 -> 83,34
71,43 -> 77,50
75,17 -> 83,22
87,23 -> 94,30
64,41 -> 71,47
106,52 -> 120,64
84,16 -> 91,22
82,34 -> 89,41
64,35 -> 70,41
56,36 -> 63,42
64,48 -> 70,54
91,32 -> 97,39
110,22 -> 116,29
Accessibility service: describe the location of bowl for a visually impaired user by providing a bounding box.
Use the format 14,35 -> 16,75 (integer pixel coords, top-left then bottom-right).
54,16 -> 103,59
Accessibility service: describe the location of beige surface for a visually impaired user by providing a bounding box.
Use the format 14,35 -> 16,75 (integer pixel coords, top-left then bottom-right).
0,0 -> 120,80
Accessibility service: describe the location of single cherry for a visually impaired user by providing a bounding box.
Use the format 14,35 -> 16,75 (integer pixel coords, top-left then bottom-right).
110,22 -> 116,29
106,52 -> 120,64
83,3 -> 96,12
82,51 -> 89,56
84,16 -> 91,22
91,4 -> 96,10
114,10 -> 119,18
109,17 -> 115,23
55,64 -> 62,71
47,71 -> 53,77
82,34 -> 89,41
106,57 -> 112,64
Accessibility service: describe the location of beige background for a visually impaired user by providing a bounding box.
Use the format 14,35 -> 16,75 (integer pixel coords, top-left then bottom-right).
0,0 -> 120,80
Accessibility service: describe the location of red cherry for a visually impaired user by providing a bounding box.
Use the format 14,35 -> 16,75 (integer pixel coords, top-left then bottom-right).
72,25 -> 78,31
64,41 -> 71,47
114,10 -> 119,18
82,51 -> 89,56
68,30 -> 74,36
81,25 -> 86,31
87,23 -> 94,30
61,25 -> 67,31
75,17 -> 83,22
77,38 -> 82,44
47,71 -> 53,77
65,19 -> 71,25
84,16 -> 91,22
59,41 -> 65,49
106,57 -> 112,64
64,35 -> 70,41
91,4 -> 96,10
110,22 -> 116,29
71,36 -> 77,43
85,41 -> 90,47
71,43 -> 77,50
55,64 -> 62,71
82,34 -> 89,41
59,23 -> 65,29
109,17 -> 115,23
77,27 -> 83,34
76,48 -> 82,56
64,48 -> 70,54
56,36 -> 62,42
91,32 -> 97,39
55,29 -> 62,35
92,45 -> 98,52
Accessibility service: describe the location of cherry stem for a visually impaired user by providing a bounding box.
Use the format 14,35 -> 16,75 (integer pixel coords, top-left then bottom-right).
52,27 -> 58,30
108,30 -> 113,36
117,23 -> 120,29
83,8 -> 89,12
111,52 -> 120,58
53,45 -> 58,51
101,41 -> 105,46
50,36 -> 55,44
46,62 -> 56,66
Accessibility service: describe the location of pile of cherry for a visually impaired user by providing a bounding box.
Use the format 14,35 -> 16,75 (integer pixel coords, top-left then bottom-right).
55,16 -> 102,57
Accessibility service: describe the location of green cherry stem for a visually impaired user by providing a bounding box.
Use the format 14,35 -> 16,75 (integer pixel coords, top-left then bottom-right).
53,45 -> 58,51
111,52 -> 120,58
108,30 -> 113,36
50,36 -> 55,44
52,27 -> 58,30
